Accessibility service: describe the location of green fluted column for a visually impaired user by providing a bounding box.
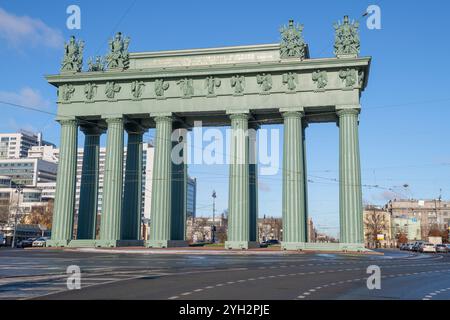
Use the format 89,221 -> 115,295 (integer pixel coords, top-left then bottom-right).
98,117 -> 124,247
225,113 -> 256,249
249,124 -> 259,242
77,125 -> 103,240
121,124 -> 145,241
171,126 -> 187,241
147,116 -> 176,248
47,119 -> 78,247
281,111 -> 306,250
338,108 -> 363,245
302,122 -> 309,242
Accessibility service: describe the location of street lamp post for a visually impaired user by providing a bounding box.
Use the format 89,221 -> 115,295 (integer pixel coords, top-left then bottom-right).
11,185 -> 23,248
212,190 -> 216,243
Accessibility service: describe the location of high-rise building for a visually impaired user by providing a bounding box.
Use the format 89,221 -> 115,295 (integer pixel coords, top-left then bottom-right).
0,130 -> 54,159
0,158 -> 57,187
187,176 -> 197,218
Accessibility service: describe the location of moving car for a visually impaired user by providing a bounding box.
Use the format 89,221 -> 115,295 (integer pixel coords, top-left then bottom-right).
18,238 -> 36,248
419,243 -> 436,253
435,244 -> 448,253
32,237 -> 49,247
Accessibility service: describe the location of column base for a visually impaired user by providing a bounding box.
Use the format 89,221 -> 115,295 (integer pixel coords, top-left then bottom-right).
94,240 -> 144,248
145,240 -> 188,248
225,241 -> 259,250
46,239 -> 70,247
281,242 -> 368,252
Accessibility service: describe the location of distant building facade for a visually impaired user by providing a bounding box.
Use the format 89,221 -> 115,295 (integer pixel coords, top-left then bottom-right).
363,206 -> 395,248
385,199 -> 450,240
0,130 -> 54,159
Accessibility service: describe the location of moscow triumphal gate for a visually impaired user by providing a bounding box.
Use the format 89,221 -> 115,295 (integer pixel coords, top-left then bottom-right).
46,16 -> 370,251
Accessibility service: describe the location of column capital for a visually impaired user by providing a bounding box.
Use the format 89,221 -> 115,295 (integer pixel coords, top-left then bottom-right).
80,124 -> 105,135
105,117 -> 124,125
124,122 -> 147,134
153,115 -> 173,124
282,111 -> 304,119
336,108 -> 360,117
229,113 -> 249,121
248,121 -> 260,130
57,118 -> 78,126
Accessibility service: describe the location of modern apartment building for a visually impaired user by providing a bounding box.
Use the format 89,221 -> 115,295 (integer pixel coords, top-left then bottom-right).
0,130 -> 54,159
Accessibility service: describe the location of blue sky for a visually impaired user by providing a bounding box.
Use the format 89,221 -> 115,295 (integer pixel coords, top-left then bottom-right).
1,0 -> 450,237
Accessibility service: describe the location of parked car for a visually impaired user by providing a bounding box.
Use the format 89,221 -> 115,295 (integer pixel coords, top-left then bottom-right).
18,238 -> 37,248
412,241 -> 425,252
405,243 -> 414,251
419,243 -> 436,253
264,239 -> 280,245
32,237 -> 48,247
399,243 -> 408,250
435,244 -> 448,253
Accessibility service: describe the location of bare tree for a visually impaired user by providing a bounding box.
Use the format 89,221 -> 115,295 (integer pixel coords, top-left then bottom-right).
365,209 -> 388,248
22,199 -> 53,230
0,197 -> 10,225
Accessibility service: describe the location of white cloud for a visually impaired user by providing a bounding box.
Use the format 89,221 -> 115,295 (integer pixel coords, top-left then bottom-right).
0,87 -> 51,109
0,7 -> 64,49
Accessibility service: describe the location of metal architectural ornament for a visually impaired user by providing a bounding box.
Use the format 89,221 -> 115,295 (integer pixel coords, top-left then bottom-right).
333,15 -> 360,57
131,80 -> 145,99
339,68 -> 357,88
230,75 -> 245,94
84,83 -> 97,101
106,32 -> 130,70
59,84 -> 75,102
205,76 -> 221,95
177,78 -> 194,98
256,73 -> 272,93
154,79 -> 169,98
61,36 -> 84,73
279,19 -> 306,60
312,70 -> 328,90
282,72 -> 298,91
105,82 -> 121,99
88,56 -> 105,72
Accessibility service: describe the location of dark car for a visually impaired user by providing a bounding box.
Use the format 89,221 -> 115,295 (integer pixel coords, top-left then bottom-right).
18,238 -> 37,248
265,239 -> 280,245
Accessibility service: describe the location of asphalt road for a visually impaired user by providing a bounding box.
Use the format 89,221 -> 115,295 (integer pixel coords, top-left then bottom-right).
1,248 -> 449,300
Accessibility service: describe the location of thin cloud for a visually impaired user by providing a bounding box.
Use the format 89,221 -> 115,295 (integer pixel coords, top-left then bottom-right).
0,7 -> 64,49
0,87 -> 51,109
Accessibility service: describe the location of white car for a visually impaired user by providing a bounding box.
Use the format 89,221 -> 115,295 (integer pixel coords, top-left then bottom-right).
32,237 -> 48,247
420,243 -> 436,253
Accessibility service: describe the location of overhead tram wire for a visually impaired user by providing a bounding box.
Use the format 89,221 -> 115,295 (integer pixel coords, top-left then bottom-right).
1,99 -> 447,189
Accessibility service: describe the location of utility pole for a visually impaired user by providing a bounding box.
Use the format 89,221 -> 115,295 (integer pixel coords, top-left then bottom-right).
11,185 -> 23,248
211,190 -> 216,243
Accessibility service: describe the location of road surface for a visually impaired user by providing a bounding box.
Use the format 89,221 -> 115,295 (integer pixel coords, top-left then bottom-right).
0,248 -> 449,300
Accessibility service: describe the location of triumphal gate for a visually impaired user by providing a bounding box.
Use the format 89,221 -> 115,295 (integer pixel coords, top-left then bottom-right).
46,16 -> 371,251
